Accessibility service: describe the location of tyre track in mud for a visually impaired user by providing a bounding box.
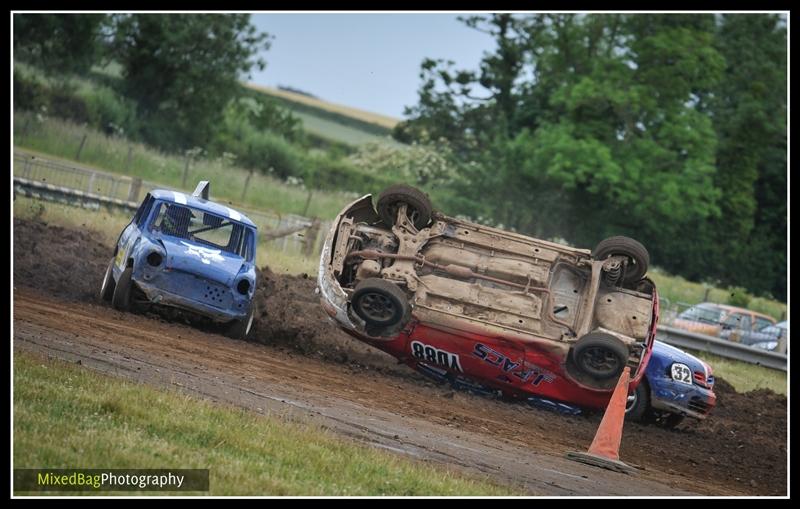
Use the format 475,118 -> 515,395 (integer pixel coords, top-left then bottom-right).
15,289 -> 704,495
13,217 -> 786,495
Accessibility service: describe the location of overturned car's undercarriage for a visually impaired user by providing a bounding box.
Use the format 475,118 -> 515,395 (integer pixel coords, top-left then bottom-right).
319,185 -> 658,405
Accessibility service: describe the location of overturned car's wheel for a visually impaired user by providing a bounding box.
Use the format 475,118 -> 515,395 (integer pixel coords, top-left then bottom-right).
100,257 -> 117,302
351,278 -> 410,332
111,266 -> 133,312
593,236 -> 650,284
377,184 -> 433,230
226,303 -> 256,340
572,332 -> 629,380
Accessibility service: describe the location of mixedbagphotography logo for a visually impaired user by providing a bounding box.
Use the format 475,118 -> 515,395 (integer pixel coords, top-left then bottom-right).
14,469 -> 210,492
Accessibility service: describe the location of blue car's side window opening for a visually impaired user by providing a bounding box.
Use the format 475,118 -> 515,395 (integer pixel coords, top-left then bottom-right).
135,195 -> 155,227
132,193 -> 152,226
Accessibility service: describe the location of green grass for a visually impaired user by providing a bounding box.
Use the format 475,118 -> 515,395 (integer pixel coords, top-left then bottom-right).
13,350 -> 515,496
690,351 -> 787,395
649,267 -> 786,321
14,112 -> 359,220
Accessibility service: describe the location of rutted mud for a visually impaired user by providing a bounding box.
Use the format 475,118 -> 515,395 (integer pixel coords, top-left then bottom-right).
12,218 -> 787,495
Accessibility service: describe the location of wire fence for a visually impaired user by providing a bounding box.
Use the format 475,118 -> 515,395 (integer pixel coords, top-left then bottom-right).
13,150 -> 331,257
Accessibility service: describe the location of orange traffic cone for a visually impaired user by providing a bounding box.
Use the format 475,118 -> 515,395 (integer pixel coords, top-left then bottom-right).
565,366 -> 636,474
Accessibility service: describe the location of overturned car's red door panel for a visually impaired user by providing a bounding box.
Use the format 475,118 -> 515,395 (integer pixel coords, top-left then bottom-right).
346,322 -> 619,410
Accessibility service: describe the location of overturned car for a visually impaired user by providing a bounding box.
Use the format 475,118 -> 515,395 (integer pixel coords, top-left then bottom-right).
318,184 -> 659,411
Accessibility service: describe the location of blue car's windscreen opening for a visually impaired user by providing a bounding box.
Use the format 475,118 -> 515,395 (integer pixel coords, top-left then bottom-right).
151,202 -> 249,257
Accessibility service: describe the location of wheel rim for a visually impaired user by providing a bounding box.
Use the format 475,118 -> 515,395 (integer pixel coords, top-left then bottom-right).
101,266 -> 110,294
245,310 -> 254,335
626,391 -> 636,412
579,346 -> 621,377
356,292 -> 397,323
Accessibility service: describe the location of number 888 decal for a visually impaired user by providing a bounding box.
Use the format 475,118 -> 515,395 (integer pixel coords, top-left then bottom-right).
410,340 -> 463,372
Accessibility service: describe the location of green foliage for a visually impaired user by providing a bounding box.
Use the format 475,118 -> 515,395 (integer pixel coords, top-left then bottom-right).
347,140 -> 459,187
109,14 -> 271,151
399,13 -> 786,301
726,286 -> 752,309
14,14 -> 108,75
14,65 -> 138,137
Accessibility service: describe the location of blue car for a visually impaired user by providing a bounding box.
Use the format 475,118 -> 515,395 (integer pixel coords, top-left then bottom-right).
626,340 -> 716,428
100,182 -> 259,339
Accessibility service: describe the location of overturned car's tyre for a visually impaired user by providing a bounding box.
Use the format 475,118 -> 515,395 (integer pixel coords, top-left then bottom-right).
111,266 -> 133,312
572,332 -> 629,380
100,257 -> 117,302
377,184 -> 433,230
226,303 -> 256,340
351,278 -> 410,332
592,236 -> 650,284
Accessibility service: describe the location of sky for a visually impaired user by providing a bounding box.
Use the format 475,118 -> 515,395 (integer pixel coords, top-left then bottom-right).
249,13 -> 497,119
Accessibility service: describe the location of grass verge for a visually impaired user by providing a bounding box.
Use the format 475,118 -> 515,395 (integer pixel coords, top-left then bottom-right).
13,350 -> 516,496
14,112 -> 358,220
690,351 -> 787,395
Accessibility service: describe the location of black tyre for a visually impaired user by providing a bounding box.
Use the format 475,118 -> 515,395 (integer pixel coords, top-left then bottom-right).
572,332 -> 629,380
226,303 -> 256,340
351,278 -> 410,329
376,184 -> 433,230
625,378 -> 651,423
593,236 -> 650,284
111,266 -> 133,311
100,258 -> 117,302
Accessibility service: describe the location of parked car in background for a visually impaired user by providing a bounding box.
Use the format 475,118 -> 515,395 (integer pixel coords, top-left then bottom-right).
672,303 -> 776,340
740,321 -> 788,353
626,340 -> 716,428
100,181 -> 259,339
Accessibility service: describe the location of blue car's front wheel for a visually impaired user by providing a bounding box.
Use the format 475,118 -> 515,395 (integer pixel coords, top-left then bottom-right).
226,302 -> 256,340
112,266 -> 133,312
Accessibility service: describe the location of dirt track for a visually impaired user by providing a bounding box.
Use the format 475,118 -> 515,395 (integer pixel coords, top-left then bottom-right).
12,218 -> 787,495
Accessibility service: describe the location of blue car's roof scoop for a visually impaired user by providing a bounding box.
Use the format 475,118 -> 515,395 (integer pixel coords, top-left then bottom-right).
192,181 -> 210,200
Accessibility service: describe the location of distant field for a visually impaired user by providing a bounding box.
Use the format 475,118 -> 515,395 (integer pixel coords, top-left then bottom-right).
245,83 -> 400,130
292,110 -> 405,148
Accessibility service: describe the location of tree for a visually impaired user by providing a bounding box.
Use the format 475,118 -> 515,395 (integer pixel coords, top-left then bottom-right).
13,14 -> 108,75
710,14 -> 787,299
109,14 -> 271,151
399,14 -> 764,293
